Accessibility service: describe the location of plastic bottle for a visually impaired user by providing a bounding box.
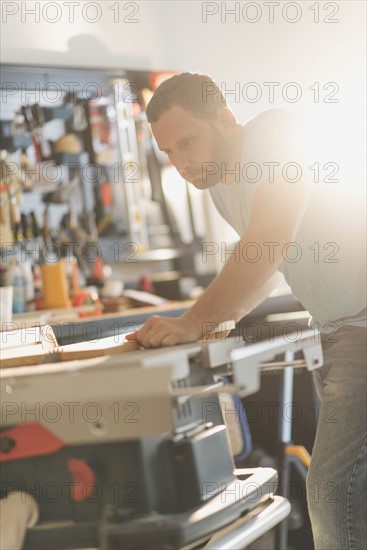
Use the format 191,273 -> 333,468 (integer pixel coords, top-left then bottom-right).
20,258 -> 35,308
41,259 -> 71,309
33,264 -> 44,310
12,261 -> 26,314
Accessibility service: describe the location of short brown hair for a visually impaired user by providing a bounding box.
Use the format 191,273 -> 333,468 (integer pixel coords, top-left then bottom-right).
146,72 -> 227,123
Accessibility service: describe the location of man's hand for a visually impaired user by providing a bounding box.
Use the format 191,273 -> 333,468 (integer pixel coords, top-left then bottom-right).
125,312 -> 202,348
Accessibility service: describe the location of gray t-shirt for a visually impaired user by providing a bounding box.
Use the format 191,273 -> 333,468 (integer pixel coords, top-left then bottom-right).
209,108 -> 366,331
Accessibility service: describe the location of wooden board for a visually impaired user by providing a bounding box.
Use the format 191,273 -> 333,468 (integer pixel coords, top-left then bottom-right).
0,326 -> 140,369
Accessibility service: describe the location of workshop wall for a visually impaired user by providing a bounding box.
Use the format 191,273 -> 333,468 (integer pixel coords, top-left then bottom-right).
3,1 -> 364,151
3,2 -> 364,113
2,0 -> 365,257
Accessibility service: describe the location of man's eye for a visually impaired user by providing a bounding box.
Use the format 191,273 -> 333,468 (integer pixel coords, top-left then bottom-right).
183,139 -> 193,146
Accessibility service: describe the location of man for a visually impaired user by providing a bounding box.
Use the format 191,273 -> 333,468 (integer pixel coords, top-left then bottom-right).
126,72 -> 366,549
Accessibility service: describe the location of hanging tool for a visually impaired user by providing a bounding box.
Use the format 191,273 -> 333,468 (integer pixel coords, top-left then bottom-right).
31,103 -> 52,161
21,105 -> 42,162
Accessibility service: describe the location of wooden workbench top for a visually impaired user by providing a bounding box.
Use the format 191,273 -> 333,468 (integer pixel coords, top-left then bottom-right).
8,300 -> 194,328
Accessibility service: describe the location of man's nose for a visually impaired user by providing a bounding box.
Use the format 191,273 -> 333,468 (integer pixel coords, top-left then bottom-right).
176,157 -> 192,178
171,152 -> 192,174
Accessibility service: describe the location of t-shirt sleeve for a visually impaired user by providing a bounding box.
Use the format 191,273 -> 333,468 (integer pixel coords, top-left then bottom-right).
245,108 -> 313,186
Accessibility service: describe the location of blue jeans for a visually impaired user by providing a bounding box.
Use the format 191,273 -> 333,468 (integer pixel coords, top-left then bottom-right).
306,325 -> 367,550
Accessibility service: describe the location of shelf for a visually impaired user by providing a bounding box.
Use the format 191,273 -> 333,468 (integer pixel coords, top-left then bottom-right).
43,106 -> 74,122
53,152 -> 81,165
23,183 -> 60,194
134,248 -> 184,261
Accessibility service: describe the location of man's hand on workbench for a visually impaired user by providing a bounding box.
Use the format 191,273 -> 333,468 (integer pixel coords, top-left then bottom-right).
125,313 -> 203,348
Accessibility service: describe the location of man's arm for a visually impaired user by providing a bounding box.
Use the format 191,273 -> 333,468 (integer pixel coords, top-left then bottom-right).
126,175 -> 311,347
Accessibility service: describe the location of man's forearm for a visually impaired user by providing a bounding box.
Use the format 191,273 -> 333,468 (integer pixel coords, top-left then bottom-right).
184,169 -> 311,332
184,233 -> 287,330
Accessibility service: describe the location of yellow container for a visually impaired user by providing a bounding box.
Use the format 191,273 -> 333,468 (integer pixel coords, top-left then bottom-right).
41,260 -> 71,309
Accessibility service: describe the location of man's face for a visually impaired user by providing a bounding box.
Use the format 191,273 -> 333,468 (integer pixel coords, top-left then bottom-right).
151,105 -> 234,189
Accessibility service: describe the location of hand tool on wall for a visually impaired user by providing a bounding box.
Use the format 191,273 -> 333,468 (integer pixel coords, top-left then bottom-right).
21,105 -> 42,162
31,104 -> 52,161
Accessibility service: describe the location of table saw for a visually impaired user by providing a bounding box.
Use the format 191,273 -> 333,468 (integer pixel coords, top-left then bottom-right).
0,331 -> 322,549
